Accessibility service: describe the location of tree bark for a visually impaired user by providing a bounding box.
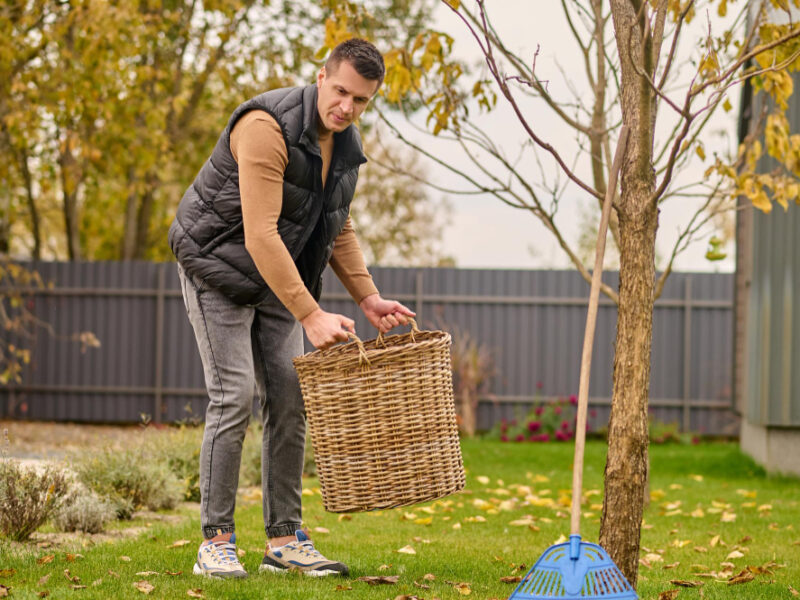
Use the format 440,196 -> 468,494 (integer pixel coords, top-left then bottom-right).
600,0 -> 658,587
19,146 -> 41,259
58,140 -> 82,261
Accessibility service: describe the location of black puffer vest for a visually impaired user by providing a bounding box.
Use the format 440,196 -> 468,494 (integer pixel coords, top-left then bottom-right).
168,84 -> 366,305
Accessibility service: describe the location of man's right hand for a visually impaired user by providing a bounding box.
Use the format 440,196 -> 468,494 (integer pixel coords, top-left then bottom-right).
301,308 -> 355,350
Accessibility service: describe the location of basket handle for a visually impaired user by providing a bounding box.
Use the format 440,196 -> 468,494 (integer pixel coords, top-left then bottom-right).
346,332 -> 371,367
376,317 -> 419,347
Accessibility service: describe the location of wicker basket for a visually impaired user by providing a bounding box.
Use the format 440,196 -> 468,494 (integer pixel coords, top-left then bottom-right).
293,319 -> 465,513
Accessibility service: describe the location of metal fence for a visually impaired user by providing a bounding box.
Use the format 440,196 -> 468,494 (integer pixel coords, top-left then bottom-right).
0,261 -> 738,434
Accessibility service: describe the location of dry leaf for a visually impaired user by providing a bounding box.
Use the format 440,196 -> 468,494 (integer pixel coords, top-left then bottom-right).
657,591 -> 679,600
789,584 -> 799,596
709,535 -> 720,547
378,564 -> 392,571
727,570 -> 755,585
413,580 -> 431,589
63,569 -> 80,584
91,579 -> 102,587
133,580 -> 155,594
453,582 -> 472,595
726,550 -> 745,560
164,571 -> 182,576
335,584 -> 352,591
500,576 -> 522,583
38,575 -> 51,586
187,589 -> 204,598
476,476 -> 490,485
37,592 -> 49,598
37,555 -> 55,565
136,571 -> 160,577
397,545 -> 416,555
394,596 -> 423,600
314,527 -> 330,534
644,553 -> 664,563
423,573 -> 436,581
663,562 -> 680,570
65,554 -> 82,562
338,514 -> 352,522
670,580 -> 703,588
119,556 -> 132,562
107,570 -> 120,578
71,585 -> 86,590
694,546 -> 708,553
357,575 -> 400,585
0,585 -> 9,598
169,540 -> 191,548
0,570 -> 15,578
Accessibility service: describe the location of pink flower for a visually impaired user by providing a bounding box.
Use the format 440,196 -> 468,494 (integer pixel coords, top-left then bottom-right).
554,406 -> 562,415
531,433 -> 551,442
569,395 -> 578,406
555,430 -> 570,441
515,434 -> 525,442
528,421 -> 541,432
535,406 -> 544,416
500,435 -> 509,442
560,420 -> 570,430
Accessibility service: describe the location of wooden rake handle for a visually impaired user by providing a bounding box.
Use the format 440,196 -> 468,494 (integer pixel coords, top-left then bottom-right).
570,126 -> 630,536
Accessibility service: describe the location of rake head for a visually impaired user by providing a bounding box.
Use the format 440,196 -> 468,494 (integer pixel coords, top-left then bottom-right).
508,535 -> 637,599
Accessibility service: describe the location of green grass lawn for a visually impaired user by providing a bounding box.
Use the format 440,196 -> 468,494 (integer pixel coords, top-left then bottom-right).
1,439 -> 798,599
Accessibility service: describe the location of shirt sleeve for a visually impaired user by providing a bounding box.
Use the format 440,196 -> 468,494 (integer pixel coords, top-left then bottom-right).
329,216 -> 379,304
231,110 -> 319,321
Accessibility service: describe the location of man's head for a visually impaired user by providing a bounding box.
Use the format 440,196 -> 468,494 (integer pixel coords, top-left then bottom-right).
316,38 -> 384,134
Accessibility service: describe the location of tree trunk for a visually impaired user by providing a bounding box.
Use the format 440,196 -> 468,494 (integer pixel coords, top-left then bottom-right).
58,141 -> 82,261
601,0 -> 659,587
19,146 -> 41,259
122,166 -> 139,260
133,175 -> 158,260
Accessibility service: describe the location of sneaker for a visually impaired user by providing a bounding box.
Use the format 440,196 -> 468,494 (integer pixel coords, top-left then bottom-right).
259,529 -> 349,577
193,533 -> 248,579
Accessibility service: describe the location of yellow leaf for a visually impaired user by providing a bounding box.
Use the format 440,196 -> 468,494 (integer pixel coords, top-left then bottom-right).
644,553 -> 664,563
169,540 -> 191,548
476,475 -> 490,485
402,512 -> 418,521
133,581 -> 155,594
723,98 -> 733,112
689,475 -> 704,482
696,145 -> 706,161
444,0 -> 461,8
727,550 -> 745,559
414,517 -> 433,526
691,508 -> 705,518
397,545 -> 416,555
302,488 -> 314,496
314,527 -> 330,534
453,582 -> 471,595
721,512 -> 737,522
452,522 -> 462,530
554,534 -> 568,545
187,589 -> 204,598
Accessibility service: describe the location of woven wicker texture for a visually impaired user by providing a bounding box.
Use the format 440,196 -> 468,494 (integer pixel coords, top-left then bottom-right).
293,320 -> 465,513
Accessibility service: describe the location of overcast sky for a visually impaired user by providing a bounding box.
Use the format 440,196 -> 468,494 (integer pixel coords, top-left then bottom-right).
389,2 -> 744,272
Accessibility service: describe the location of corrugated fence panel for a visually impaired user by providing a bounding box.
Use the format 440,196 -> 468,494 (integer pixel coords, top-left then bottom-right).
0,262 -> 737,433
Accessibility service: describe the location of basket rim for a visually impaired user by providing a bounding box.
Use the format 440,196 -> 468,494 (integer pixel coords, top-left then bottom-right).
293,328 -> 451,368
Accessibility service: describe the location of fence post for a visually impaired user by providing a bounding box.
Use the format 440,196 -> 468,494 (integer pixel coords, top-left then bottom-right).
154,263 -> 166,424
682,276 -> 693,433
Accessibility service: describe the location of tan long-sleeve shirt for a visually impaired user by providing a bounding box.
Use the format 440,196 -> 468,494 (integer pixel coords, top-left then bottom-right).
230,110 -> 377,321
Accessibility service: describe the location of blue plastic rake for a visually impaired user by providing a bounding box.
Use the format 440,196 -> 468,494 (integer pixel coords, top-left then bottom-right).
509,128 -> 636,600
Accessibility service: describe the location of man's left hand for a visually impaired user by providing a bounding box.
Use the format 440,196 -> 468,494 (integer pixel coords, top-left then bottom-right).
359,294 -> 416,333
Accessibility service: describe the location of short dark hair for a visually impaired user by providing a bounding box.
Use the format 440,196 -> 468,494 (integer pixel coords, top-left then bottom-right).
326,38 -> 385,86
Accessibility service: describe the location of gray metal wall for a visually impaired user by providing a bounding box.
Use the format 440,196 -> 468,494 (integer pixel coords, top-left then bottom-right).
0,262 -> 738,434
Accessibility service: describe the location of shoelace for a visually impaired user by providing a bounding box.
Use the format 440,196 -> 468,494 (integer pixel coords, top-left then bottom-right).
292,541 -> 323,559
205,541 -> 241,566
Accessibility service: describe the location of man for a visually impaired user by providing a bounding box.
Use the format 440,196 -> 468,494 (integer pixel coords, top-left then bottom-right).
168,38 -> 414,579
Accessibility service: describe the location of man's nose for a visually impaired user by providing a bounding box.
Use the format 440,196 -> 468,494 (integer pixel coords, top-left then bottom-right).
340,97 -> 354,115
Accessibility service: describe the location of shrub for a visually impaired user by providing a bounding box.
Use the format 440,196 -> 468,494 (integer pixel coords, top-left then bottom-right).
0,459 -> 69,541
71,447 -> 182,519
54,485 -> 116,534
449,327 -> 495,437
491,396 -> 582,442
147,426 -> 203,502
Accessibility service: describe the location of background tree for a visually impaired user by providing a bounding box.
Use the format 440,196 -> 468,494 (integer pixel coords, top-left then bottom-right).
1,0 -> 445,262
319,0 -> 800,585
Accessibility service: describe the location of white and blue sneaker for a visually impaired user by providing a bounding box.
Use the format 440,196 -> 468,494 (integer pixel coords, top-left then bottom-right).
193,533 -> 248,579
259,529 -> 349,577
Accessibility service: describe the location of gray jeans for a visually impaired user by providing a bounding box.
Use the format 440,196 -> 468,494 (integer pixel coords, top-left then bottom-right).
178,265 -> 305,540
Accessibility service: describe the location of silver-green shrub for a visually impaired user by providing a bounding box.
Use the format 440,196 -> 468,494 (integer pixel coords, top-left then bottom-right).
54,485 -> 116,533
0,459 -> 69,541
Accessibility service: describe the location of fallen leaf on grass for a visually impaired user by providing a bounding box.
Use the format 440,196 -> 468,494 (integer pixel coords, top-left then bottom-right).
119,556 -> 132,562
423,573 -> 436,581
397,545 -> 416,554
107,570 -> 120,578
133,580 -> 155,594
314,527 -> 330,534
164,571 -> 182,576
0,584 -> 9,598
71,585 -> 87,590
644,553 -> 663,563
500,576 -> 522,583
0,570 -> 15,578
789,584 -> 799,596
378,564 -> 391,571
91,579 -> 102,586
413,580 -> 431,589
37,555 -> 55,565
670,580 -> 703,588
726,550 -> 744,560
187,589 -> 204,598
63,569 -> 80,584
476,476 -> 490,485
357,575 -> 399,585
37,592 -> 49,598
335,584 -> 352,591
136,571 -> 160,576
394,595 -> 423,600
65,554 -> 83,562
38,575 -> 50,586
727,570 -> 755,585
452,582 -> 472,595
663,562 -> 680,570
169,540 -> 191,548
338,514 -> 352,522
657,591 -> 679,600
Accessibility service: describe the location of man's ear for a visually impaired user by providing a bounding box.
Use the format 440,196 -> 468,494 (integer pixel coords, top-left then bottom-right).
317,66 -> 326,87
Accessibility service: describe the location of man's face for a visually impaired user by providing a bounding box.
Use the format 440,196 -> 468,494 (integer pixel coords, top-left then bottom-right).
316,60 -> 380,134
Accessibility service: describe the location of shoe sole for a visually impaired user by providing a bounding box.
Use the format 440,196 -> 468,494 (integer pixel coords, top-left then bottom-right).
258,563 -> 343,577
193,562 -> 248,579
